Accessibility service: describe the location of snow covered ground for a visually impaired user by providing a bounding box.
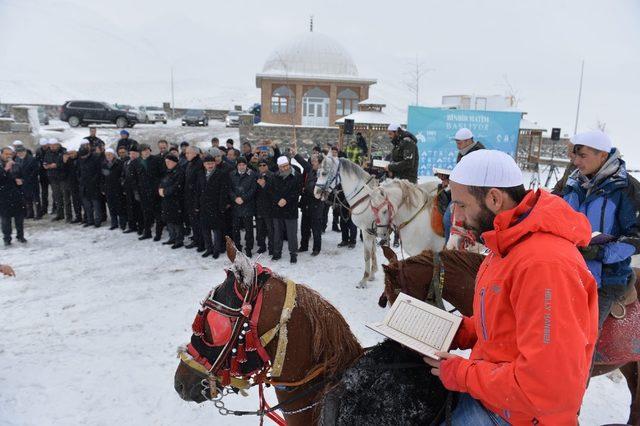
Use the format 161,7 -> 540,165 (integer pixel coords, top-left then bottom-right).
0,213 -> 631,425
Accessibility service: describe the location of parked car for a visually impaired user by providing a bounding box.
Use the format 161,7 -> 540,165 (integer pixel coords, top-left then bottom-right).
60,101 -> 138,128
225,110 -> 241,127
38,106 -> 49,125
114,104 -> 144,122
138,106 -> 167,124
181,109 -> 208,127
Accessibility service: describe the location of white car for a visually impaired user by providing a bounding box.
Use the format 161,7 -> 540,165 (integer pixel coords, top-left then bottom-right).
225,110 -> 241,127
139,106 -> 168,124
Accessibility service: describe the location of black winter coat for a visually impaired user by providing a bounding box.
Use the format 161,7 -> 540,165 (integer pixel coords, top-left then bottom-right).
123,157 -> 140,195
184,157 -> 204,213
102,158 -> 126,213
456,141 -> 485,163
229,169 -> 257,218
116,137 -> 138,151
269,170 -> 302,220
388,129 -> 419,183
0,161 -> 24,216
200,166 -> 231,230
78,154 -> 103,199
136,155 -> 164,206
43,149 -> 66,182
159,167 -> 184,224
294,154 -> 324,213
14,154 -> 39,199
255,171 -> 273,218
35,147 -> 49,181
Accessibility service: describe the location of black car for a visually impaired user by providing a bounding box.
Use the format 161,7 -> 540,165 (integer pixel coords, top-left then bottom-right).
60,101 -> 138,128
181,109 -> 208,127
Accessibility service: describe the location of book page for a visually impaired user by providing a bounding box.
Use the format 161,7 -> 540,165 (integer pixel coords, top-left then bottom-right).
373,159 -> 390,168
367,293 -> 462,359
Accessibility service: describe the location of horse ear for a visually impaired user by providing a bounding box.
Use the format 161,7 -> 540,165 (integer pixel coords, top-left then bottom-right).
231,248 -> 255,289
225,236 -> 237,263
382,245 -> 398,263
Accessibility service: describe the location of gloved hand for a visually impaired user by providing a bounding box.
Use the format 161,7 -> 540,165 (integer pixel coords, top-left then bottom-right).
579,245 -> 602,261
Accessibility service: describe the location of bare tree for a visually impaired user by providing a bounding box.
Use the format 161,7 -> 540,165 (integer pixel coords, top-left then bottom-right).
404,55 -> 434,106
500,74 -> 523,108
595,119 -> 607,132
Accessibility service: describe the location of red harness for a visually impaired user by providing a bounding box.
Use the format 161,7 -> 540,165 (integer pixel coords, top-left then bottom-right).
187,264 -> 273,387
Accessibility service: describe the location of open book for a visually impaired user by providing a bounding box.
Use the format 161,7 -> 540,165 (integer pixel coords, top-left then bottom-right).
372,159 -> 390,169
367,293 -> 462,360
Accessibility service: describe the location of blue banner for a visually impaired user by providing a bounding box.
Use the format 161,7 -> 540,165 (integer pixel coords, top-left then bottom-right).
407,106 -> 522,176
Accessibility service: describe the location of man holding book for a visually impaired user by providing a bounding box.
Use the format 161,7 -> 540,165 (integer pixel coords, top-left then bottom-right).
425,150 -> 598,425
561,130 -> 640,329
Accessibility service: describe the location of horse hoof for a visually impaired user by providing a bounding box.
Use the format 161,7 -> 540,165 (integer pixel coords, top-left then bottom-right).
368,274 -> 376,282
356,282 -> 367,289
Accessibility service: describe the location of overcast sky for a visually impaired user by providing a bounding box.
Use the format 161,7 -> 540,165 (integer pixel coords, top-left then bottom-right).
1,0 -> 639,156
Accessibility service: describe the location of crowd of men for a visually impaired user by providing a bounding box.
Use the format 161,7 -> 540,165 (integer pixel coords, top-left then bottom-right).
0,128 -> 378,264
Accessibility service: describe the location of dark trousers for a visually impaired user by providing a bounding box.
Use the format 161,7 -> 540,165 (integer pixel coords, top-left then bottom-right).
340,215 -> 357,243
107,201 -> 127,229
188,211 -> 203,247
232,215 -> 254,251
273,218 -> 297,256
70,182 -> 82,220
125,189 -> 142,231
301,206 -> 323,252
322,203 -> 330,232
82,197 -> 103,225
332,205 -> 340,230
39,174 -> 49,215
201,220 -> 223,254
24,192 -> 40,219
1,212 -> 24,243
256,216 -> 273,254
167,222 -> 184,244
141,201 -> 162,236
50,179 -> 72,219
223,209 -> 233,239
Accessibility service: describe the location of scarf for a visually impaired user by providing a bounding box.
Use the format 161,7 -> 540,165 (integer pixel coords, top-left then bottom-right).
575,148 -> 621,195
458,141 -> 478,157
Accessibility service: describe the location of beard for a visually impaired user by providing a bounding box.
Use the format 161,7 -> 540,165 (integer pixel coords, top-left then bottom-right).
463,202 -> 496,241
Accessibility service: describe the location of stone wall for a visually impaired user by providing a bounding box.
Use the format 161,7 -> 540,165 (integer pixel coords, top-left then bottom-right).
239,114 -> 393,156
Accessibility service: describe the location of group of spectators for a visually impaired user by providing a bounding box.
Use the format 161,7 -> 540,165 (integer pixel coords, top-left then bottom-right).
0,128 -> 373,264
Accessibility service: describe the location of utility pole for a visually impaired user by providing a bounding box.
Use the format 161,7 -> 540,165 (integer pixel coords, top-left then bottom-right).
573,60 -> 585,135
171,66 -> 175,119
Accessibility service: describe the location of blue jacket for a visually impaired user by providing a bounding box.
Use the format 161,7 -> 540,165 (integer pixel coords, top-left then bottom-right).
563,151 -> 640,287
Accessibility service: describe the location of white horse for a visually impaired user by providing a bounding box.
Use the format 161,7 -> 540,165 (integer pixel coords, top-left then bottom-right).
368,179 -> 445,256
314,157 -> 381,288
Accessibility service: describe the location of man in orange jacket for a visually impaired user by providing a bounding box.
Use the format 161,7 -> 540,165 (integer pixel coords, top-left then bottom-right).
425,150 -> 598,425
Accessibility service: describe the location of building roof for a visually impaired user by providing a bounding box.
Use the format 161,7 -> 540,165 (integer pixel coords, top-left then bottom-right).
256,32 -> 376,85
520,118 -> 546,131
335,110 -> 404,126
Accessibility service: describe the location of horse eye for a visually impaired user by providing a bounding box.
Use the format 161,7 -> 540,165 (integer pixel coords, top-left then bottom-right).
321,172 -> 327,176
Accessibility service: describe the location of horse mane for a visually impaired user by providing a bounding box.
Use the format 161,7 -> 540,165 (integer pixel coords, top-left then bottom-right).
338,158 -> 379,188
382,179 -> 438,209
272,274 -> 363,379
407,249 -> 483,281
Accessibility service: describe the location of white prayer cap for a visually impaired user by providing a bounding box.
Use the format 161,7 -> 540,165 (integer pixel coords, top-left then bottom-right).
12,140 -> 24,146
387,123 -> 401,132
105,148 -> 116,155
453,128 -> 474,141
571,130 -> 612,153
48,138 -> 60,145
450,149 -> 523,188
277,156 -> 289,166
433,167 -> 452,176
3,145 -> 15,152
39,138 -> 48,146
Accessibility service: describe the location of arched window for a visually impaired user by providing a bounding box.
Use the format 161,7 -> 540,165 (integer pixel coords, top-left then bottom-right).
271,86 -> 295,114
336,88 -> 359,116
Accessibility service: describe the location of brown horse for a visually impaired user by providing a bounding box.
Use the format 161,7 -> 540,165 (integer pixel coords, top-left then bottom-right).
381,247 -> 640,425
174,238 -> 362,425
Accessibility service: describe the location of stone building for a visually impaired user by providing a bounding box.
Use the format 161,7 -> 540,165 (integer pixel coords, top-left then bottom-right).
255,30 -> 376,127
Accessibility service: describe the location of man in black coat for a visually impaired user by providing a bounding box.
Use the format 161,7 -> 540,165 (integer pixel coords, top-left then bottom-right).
294,150 -> 324,255
64,150 -> 83,224
83,127 -> 105,151
77,146 -> 104,227
255,159 -> 274,255
136,144 -> 165,240
200,154 -> 230,258
116,130 -> 138,151
229,157 -> 257,257
385,124 -> 419,183
0,147 -> 26,245
183,146 -> 204,250
43,140 -> 72,221
454,128 -> 485,163
14,146 -> 40,219
122,146 -> 142,234
269,156 -> 302,263
159,154 -> 185,249
35,138 -> 50,218
102,148 -> 127,230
